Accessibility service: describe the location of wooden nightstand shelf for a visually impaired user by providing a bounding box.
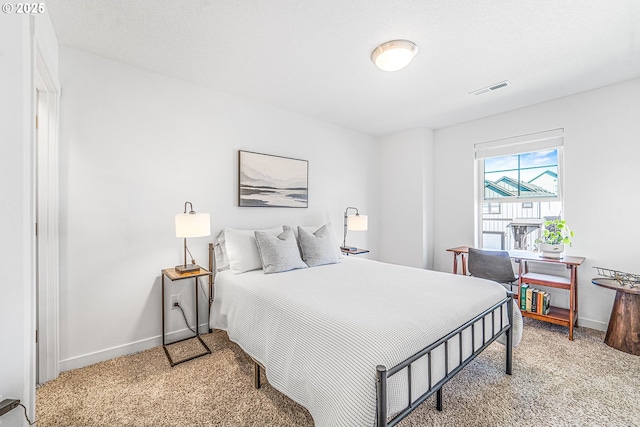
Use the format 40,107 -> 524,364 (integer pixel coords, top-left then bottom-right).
514,253 -> 585,340
161,266 -> 212,366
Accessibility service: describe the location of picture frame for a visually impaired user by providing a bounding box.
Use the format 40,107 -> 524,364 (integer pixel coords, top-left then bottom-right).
238,150 -> 309,208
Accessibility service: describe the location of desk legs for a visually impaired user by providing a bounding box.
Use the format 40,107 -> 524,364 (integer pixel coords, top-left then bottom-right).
452,253 -> 458,274
451,252 -> 467,275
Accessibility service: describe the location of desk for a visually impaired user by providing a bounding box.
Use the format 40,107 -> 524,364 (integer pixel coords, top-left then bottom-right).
446,246 -> 585,340
446,246 -> 470,275
591,277 -> 640,355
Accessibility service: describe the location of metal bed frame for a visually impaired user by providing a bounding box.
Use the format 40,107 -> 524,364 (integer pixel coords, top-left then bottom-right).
207,243 -> 514,426
376,294 -> 513,426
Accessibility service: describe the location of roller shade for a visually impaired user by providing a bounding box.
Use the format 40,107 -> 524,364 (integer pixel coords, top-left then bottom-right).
475,128 -> 564,159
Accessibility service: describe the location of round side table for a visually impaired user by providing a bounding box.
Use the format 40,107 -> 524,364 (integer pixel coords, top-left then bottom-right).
591,277 -> 640,356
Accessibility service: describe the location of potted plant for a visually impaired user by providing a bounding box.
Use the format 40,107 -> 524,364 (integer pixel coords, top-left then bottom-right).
536,219 -> 574,258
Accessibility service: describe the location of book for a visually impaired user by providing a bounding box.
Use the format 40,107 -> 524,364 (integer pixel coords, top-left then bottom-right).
544,293 -> 551,315
531,289 -> 538,313
537,291 -> 545,314
526,287 -> 533,312
520,284 -> 529,310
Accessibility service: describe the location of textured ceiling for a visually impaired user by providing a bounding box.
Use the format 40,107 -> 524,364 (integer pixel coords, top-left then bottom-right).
45,0 -> 640,136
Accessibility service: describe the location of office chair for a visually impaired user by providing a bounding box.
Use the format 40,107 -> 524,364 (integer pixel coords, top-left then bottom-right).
467,248 -> 518,293
468,248 -> 523,348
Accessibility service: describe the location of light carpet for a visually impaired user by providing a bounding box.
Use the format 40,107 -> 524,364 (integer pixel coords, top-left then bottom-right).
36,319 -> 640,426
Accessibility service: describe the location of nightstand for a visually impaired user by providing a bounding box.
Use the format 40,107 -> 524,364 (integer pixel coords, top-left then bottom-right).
161,266 -> 212,366
341,248 -> 369,256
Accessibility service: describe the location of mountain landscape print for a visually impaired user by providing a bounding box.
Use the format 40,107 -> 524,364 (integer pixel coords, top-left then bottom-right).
239,151 -> 308,207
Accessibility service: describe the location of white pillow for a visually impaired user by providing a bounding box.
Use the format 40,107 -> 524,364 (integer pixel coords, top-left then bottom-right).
298,225 -> 340,267
224,226 -> 284,274
255,228 -> 308,274
213,230 -> 230,272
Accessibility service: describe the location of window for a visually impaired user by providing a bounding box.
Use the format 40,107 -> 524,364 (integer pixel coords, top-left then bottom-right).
483,149 -> 559,201
475,129 -> 564,251
483,203 -> 501,214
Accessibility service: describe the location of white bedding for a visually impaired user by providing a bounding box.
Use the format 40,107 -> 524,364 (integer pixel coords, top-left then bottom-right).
211,257 -> 520,427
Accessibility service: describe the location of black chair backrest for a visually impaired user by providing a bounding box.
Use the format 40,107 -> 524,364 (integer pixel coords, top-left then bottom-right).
468,248 -> 517,283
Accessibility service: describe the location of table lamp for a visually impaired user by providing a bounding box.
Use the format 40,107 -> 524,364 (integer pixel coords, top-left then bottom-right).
175,201 -> 210,273
341,206 -> 368,251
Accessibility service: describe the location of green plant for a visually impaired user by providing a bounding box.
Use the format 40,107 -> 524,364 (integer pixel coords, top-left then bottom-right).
536,219 -> 574,246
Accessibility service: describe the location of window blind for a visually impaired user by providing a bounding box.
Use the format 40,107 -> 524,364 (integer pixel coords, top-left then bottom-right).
474,128 -> 564,159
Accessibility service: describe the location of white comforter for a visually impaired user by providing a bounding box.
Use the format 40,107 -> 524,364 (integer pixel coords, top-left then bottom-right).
211,257 -> 518,427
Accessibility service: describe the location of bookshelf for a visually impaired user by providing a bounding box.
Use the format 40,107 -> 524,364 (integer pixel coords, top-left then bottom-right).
513,252 -> 585,340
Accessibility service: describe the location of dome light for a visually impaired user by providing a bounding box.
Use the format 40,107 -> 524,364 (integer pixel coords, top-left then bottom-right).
371,39 -> 418,72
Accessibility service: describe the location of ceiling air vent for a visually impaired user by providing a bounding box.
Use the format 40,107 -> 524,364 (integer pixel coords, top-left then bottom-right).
469,80 -> 512,96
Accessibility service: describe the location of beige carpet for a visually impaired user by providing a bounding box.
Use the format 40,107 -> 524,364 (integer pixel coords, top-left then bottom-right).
37,319 -> 640,426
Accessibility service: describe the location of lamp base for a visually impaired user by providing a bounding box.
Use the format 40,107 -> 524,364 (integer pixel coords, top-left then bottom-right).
340,246 -> 357,252
175,264 -> 200,274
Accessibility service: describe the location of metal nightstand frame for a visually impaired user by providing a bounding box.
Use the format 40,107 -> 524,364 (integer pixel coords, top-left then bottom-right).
161,266 -> 212,366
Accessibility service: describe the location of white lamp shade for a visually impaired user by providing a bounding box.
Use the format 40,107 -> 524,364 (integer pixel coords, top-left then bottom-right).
175,213 -> 211,238
371,40 -> 418,72
347,214 -> 368,231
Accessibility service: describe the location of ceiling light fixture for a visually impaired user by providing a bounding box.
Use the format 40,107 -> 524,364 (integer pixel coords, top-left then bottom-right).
371,39 -> 418,72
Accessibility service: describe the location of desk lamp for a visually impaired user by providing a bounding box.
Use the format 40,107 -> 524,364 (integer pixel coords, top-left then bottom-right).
341,206 -> 368,251
175,201 -> 210,274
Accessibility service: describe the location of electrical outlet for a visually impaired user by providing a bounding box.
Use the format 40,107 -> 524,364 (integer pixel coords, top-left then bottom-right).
171,294 -> 181,309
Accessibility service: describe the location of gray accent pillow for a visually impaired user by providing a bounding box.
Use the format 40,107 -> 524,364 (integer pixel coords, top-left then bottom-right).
298,225 -> 340,267
254,228 -> 308,274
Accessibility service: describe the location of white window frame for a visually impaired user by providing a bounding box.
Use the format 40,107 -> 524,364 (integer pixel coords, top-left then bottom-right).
474,129 -> 564,248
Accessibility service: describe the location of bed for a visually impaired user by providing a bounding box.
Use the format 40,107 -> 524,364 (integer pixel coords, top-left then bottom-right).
208,226 -> 522,427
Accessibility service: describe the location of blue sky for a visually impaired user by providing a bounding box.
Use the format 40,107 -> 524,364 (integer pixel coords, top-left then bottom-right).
485,149 -> 558,173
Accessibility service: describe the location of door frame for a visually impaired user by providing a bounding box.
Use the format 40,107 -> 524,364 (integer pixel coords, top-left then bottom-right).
34,42 -> 60,384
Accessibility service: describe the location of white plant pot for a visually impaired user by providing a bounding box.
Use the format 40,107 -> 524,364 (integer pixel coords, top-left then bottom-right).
539,243 -> 565,259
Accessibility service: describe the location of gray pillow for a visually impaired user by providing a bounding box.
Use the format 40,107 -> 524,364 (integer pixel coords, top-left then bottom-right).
254,228 -> 308,274
298,225 -> 340,267
284,223 -> 343,260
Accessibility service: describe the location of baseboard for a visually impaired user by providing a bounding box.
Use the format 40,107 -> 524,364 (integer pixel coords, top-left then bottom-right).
577,316 -> 608,332
59,323 -> 210,373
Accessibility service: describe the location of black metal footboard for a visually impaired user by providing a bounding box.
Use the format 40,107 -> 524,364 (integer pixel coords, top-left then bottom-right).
376,293 -> 514,427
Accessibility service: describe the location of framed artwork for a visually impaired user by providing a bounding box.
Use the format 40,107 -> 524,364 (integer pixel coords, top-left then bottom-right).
238,150 -> 309,208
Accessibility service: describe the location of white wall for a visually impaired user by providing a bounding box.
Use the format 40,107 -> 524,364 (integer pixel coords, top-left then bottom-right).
378,128 -> 435,268
0,12 -> 59,425
433,77 -> 640,330
0,16 -> 33,427
58,47 -> 379,370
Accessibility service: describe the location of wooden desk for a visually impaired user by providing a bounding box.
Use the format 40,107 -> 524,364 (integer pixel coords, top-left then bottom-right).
591,277 -> 640,355
446,246 -> 470,275
446,246 -> 585,340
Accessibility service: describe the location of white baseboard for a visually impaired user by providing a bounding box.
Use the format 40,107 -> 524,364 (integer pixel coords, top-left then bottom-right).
577,316 -> 607,332
59,323 -> 210,373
